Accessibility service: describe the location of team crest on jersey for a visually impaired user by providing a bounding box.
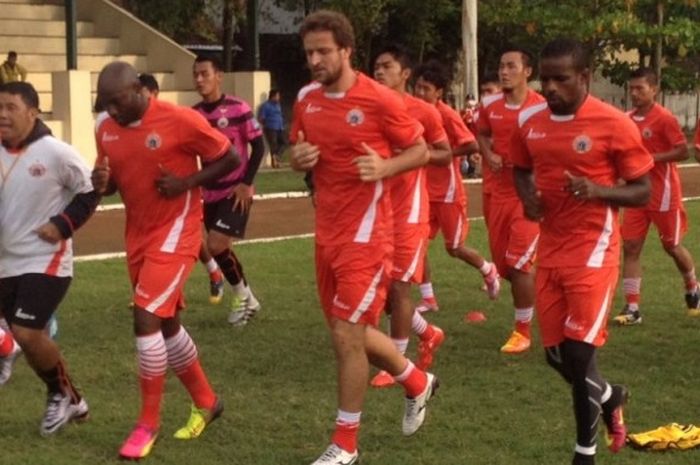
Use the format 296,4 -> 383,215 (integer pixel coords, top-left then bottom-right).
145,132 -> 162,150
27,162 -> 46,177
642,127 -> 653,139
572,134 -> 592,154
217,116 -> 229,129
346,108 -> 365,127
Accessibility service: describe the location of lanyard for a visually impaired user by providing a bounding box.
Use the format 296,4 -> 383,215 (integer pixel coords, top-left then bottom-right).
0,150 -> 25,194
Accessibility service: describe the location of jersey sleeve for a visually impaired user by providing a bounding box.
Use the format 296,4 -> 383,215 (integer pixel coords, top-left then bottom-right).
381,91 -> 423,149
422,104 -> 448,146
476,102 -> 492,135
445,111 -> 476,147
612,115 -> 654,180
663,112 -> 687,147
179,107 -> 231,163
59,144 -> 94,195
509,126 -> 532,169
239,101 -> 264,141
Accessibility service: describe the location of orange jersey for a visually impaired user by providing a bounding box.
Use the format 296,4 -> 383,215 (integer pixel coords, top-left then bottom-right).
478,90 -> 545,202
290,73 -> 423,247
628,103 -> 686,211
389,94 -> 448,229
425,100 -> 476,203
96,99 -> 231,259
510,95 -> 653,268
695,118 -> 700,150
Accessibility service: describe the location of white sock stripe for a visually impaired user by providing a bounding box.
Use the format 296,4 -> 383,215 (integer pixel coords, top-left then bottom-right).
411,311 -> 428,335
575,444 -> 597,455
164,327 -> 198,372
136,333 -> 167,377
514,307 -> 534,323
336,409 -> 362,424
393,360 -> 415,382
622,277 -> 641,295
601,383 -> 612,403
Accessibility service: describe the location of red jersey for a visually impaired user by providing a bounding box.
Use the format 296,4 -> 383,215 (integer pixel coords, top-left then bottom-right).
96,99 -> 231,259
478,90 -> 545,202
510,95 -> 653,268
628,103 -> 686,212
695,118 -> 700,151
425,100 -> 476,203
290,73 -> 423,247
389,94 -> 448,229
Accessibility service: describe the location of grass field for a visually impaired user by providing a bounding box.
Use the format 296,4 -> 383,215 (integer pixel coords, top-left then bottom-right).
4,204 -> 700,465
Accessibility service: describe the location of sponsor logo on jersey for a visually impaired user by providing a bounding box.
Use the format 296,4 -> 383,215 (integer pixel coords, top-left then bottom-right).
28,162 -> 47,177
346,108 -> 365,127
305,103 -> 322,113
489,111 -> 504,120
642,127 -> 653,139
572,134 -> 593,154
217,116 -> 229,129
526,128 -> 547,140
145,132 -> 162,150
102,132 -> 119,142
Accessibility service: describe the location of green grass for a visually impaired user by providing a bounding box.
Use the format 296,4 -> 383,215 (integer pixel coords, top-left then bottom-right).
4,204 -> 700,465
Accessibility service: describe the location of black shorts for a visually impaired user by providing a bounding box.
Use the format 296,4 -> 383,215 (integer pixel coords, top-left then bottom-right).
0,274 -> 72,330
204,196 -> 251,238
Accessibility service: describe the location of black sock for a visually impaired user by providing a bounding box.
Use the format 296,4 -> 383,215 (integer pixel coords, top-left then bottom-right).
572,452 -> 595,465
562,339 -> 605,458
601,384 -> 625,424
38,365 -> 62,395
213,249 -> 246,287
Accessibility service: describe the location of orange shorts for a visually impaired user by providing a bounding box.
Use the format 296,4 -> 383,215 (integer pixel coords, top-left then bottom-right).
621,207 -> 688,248
487,200 -> 540,277
536,266 -> 618,348
315,242 -> 391,326
392,223 -> 429,283
128,252 -> 196,318
429,201 -> 469,250
482,191 -> 492,226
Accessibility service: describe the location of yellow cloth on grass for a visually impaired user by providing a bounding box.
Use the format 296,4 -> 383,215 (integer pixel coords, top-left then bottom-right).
627,423 -> 700,450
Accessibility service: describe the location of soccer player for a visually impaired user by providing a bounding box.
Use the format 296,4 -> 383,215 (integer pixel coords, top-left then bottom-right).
477,48 -> 544,354
476,73 -> 501,226
193,55 -> 266,325
370,45 -> 451,387
0,82 -> 95,433
413,60 -> 500,312
615,68 -> 698,324
140,72 -> 226,305
511,39 -> 653,465
695,118 -> 700,161
290,11 -> 439,465
479,74 -> 502,99
93,62 -> 238,460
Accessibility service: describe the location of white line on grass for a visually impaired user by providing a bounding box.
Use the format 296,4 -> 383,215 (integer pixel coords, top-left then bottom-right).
78,198 -> 700,263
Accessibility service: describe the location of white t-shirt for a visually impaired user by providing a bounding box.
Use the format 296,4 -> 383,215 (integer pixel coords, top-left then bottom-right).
0,135 -> 93,278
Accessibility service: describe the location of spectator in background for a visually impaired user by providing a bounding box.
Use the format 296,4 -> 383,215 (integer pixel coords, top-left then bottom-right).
258,89 -> 285,168
0,52 -> 28,84
138,73 -> 159,98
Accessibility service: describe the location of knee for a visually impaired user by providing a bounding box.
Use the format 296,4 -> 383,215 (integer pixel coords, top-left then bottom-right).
445,247 -> 458,257
623,240 -> 643,257
207,237 -> 230,257
11,325 -> 42,351
331,321 -> 365,355
662,242 -> 680,257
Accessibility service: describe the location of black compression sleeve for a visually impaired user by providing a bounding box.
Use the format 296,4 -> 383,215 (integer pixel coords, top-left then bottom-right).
49,191 -> 100,239
241,136 -> 265,186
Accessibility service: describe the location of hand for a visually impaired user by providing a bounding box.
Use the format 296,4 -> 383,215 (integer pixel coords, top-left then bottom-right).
485,151 -> 503,172
155,164 -> 189,198
522,189 -> 544,221
91,156 -> 111,194
354,143 -> 388,182
289,131 -> 320,171
35,222 -> 64,244
230,183 -> 254,213
565,170 -> 600,201
469,152 -> 482,165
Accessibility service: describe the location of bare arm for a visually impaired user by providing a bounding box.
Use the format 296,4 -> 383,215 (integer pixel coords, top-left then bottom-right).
428,139 -> 452,166
565,171 -> 651,208
453,141 -> 479,158
652,143 -> 688,163
355,138 -> 428,182
514,166 -> 543,221
157,148 -> 240,197
477,130 -> 503,172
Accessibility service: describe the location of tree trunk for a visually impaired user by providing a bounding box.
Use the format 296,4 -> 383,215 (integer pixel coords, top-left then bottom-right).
222,0 -> 234,72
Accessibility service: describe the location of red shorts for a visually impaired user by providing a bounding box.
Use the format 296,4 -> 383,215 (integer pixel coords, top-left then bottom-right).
536,266 -> 618,348
315,242 -> 391,326
486,200 -> 540,277
392,223 -> 429,283
429,201 -> 469,250
128,253 -> 196,318
482,191 -> 492,226
621,207 -> 687,248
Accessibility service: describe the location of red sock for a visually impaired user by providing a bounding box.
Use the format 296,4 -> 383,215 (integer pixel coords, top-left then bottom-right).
394,361 -> 427,398
515,321 -> 531,339
420,324 -> 436,342
165,327 -> 216,409
331,410 -> 360,453
0,329 -> 15,357
210,269 -> 224,283
136,333 -> 168,429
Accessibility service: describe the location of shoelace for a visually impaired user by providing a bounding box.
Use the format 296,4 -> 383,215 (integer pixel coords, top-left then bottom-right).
45,393 -> 65,419
319,445 -> 341,460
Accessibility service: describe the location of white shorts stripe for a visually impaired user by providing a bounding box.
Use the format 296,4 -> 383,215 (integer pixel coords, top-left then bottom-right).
583,284 -> 612,344
451,213 -> 463,249
160,191 -> 192,253
400,238 -> 425,282
354,181 -> 383,243
349,265 -> 385,324
513,234 -> 539,270
674,208 -> 681,246
144,264 -> 186,314
586,207 -> 613,268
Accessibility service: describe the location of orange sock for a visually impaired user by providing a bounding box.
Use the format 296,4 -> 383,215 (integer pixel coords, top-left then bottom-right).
139,374 -> 166,429
420,324 -> 436,342
165,327 -> 216,409
0,329 -> 15,356
331,410 -> 360,453
394,361 -> 427,398
515,321 -> 531,339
